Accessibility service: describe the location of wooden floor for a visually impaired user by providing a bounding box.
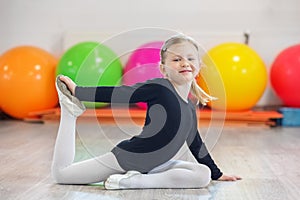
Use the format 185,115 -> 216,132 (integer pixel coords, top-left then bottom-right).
1,119 -> 300,200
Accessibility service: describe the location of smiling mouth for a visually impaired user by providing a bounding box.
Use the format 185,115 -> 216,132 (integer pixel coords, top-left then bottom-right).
179,70 -> 192,73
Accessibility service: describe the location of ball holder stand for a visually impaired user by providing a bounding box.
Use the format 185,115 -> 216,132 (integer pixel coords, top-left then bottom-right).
277,107 -> 300,127
26,107 -> 283,127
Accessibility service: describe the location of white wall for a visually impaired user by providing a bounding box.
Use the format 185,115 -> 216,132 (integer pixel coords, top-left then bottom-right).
1,0 -> 300,106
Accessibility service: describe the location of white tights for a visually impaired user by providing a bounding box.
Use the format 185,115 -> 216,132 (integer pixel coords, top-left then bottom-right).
51,105 -> 211,188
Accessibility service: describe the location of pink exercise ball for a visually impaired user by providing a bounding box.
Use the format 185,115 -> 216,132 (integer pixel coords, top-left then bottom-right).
270,44 -> 300,107
123,41 -> 164,109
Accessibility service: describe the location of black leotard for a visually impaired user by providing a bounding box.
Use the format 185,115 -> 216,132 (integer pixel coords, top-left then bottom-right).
75,78 -> 222,180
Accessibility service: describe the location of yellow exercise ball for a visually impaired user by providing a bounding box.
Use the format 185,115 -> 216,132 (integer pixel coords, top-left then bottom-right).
197,43 -> 267,111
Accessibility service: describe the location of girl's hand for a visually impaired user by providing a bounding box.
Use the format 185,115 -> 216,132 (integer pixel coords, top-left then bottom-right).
218,174 -> 242,181
59,75 -> 77,95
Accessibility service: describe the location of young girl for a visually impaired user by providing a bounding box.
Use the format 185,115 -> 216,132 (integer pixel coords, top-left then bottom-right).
52,34 -> 241,189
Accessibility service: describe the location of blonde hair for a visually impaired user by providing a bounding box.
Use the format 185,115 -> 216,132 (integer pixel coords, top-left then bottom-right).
160,34 -> 217,105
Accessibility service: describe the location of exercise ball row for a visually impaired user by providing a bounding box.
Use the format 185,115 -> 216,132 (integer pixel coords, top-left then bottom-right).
0,41 -> 299,119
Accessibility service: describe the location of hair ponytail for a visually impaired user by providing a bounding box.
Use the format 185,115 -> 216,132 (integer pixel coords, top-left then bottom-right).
191,79 -> 217,105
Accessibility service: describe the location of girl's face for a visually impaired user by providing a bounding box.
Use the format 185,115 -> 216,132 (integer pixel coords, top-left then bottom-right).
161,41 -> 200,85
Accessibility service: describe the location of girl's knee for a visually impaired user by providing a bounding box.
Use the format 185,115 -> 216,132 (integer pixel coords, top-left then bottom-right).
51,168 -> 64,184
51,164 -> 69,184
195,164 -> 211,187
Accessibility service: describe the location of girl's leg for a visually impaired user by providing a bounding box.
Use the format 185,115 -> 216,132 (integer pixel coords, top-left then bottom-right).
106,160 -> 211,189
51,105 -> 125,184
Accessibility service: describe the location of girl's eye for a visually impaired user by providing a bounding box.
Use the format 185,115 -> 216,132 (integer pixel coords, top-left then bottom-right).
173,58 -> 181,62
188,58 -> 195,61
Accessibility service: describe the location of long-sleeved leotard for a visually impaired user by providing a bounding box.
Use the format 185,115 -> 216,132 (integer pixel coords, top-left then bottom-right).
75,78 -> 222,180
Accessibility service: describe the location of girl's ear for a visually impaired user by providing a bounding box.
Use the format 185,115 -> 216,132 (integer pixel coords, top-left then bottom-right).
159,63 -> 166,75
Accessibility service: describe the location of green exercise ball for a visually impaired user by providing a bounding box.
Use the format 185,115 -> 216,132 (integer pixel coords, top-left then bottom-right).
56,41 -> 123,108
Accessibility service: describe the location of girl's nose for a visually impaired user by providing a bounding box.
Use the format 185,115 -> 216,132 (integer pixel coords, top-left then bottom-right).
181,59 -> 190,67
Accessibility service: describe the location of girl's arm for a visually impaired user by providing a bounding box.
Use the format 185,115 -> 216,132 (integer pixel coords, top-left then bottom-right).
59,75 -> 157,104
187,130 -> 242,181
75,81 -> 158,104
75,84 -> 144,103
187,130 -> 223,180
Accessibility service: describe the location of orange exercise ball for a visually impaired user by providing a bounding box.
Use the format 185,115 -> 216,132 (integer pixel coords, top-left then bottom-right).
197,43 -> 267,111
0,46 -> 58,119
